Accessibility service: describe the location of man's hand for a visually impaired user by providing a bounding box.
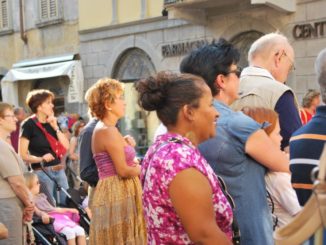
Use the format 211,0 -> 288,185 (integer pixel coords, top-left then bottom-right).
23,205 -> 34,222
0,223 -> 8,240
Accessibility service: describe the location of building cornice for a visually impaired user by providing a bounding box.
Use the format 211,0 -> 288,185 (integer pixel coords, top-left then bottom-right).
79,16 -> 189,42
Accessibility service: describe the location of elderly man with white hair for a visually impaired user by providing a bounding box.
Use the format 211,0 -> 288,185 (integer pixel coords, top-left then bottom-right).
231,32 -> 301,152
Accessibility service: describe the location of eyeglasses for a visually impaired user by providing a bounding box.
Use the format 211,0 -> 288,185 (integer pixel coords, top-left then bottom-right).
3,115 -> 16,119
225,67 -> 242,78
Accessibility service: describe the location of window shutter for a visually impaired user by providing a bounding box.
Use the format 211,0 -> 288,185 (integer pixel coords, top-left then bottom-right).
40,0 -> 58,20
49,0 -> 57,18
40,0 -> 49,19
0,0 -> 8,29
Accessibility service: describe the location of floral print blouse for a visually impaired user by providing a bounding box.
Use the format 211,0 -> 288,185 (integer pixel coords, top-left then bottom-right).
141,132 -> 233,244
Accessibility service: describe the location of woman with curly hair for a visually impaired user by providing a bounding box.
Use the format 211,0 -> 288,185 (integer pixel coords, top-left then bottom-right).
87,78 -> 146,245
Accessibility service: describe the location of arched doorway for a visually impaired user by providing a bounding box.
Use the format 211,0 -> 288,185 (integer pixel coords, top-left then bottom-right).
113,48 -> 157,155
230,31 -> 264,68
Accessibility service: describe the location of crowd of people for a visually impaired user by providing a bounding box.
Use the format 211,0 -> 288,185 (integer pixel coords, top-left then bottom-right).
0,31 -> 325,245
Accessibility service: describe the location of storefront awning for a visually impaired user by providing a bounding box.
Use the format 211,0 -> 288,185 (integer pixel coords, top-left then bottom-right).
1,54 -> 84,106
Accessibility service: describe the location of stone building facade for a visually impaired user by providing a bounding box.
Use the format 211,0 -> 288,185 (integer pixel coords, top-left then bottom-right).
0,0 -> 81,113
79,0 -> 326,149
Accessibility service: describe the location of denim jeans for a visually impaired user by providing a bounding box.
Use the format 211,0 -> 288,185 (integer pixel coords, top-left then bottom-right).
35,168 -> 69,206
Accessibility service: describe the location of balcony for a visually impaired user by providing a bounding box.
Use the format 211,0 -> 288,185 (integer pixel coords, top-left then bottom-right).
164,0 -> 296,24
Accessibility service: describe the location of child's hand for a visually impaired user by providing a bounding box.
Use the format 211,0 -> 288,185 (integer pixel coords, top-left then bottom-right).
70,208 -> 79,214
41,213 -> 50,224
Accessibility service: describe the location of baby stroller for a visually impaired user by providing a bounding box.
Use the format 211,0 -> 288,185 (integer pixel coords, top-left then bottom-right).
39,163 -> 91,234
30,183 -> 67,245
32,216 -> 67,245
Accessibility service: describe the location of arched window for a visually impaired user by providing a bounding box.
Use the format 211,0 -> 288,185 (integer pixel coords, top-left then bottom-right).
113,48 -> 157,155
230,31 -> 264,68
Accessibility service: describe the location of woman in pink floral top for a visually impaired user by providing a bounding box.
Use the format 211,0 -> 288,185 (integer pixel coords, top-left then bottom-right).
136,72 -> 234,244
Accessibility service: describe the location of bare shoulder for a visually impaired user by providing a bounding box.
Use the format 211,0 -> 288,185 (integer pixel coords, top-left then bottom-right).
94,125 -> 123,143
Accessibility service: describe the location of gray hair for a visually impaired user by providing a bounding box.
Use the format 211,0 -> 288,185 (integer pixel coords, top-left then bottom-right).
248,32 -> 289,64
302,89 -> 320,108
315,48 -> 326,104
14,107 -> 25,115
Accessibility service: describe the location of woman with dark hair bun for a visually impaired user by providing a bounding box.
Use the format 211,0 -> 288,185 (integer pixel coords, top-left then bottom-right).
136,72 -> 233,244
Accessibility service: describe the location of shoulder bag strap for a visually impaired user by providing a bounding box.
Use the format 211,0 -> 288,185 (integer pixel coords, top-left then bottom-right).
31,116 -> 63,159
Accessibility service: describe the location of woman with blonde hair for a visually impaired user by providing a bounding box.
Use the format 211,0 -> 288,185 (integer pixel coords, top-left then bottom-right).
87,78 -> 146,244
24,172 -> 86,245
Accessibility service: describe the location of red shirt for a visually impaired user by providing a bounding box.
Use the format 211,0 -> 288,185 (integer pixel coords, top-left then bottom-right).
300,108 -> 314,125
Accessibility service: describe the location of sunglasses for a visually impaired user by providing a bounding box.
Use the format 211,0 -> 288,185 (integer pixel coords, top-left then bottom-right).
225,67 -> 242,78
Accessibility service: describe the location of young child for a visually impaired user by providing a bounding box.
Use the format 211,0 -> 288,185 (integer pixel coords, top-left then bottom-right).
24,172 -> 86,245
242,107 -> 302,228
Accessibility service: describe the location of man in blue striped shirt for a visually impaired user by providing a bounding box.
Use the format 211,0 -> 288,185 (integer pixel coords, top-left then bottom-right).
290,48 -> 326,206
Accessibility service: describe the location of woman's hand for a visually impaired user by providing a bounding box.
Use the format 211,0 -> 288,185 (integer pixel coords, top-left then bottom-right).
70,153 -> 79,161
42,153 -> 55,163
124,135 -> 136,147
46,114 -> 59,131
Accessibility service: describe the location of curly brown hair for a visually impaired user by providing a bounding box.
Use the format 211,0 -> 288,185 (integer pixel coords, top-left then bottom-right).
86,78 -> 124,120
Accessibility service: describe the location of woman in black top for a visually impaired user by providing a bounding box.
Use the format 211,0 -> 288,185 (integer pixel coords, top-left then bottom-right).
20,89 -> 70,205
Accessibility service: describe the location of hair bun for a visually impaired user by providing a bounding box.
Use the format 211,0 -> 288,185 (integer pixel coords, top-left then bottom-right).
135,72 -> 174,111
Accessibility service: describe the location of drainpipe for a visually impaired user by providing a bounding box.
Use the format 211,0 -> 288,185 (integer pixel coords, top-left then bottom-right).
19,0 -> 28,44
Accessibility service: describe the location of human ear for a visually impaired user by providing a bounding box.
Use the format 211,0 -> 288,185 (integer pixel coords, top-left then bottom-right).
274,50 -> 284,68
182,104 -> 195,122
104,100 -> 112,111
215,74 -> 226,89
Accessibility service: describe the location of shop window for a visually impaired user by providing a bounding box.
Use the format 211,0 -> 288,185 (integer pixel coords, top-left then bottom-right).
113,48 -> 157,156
37,0 -> 62,27
230,30 -> 264,69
